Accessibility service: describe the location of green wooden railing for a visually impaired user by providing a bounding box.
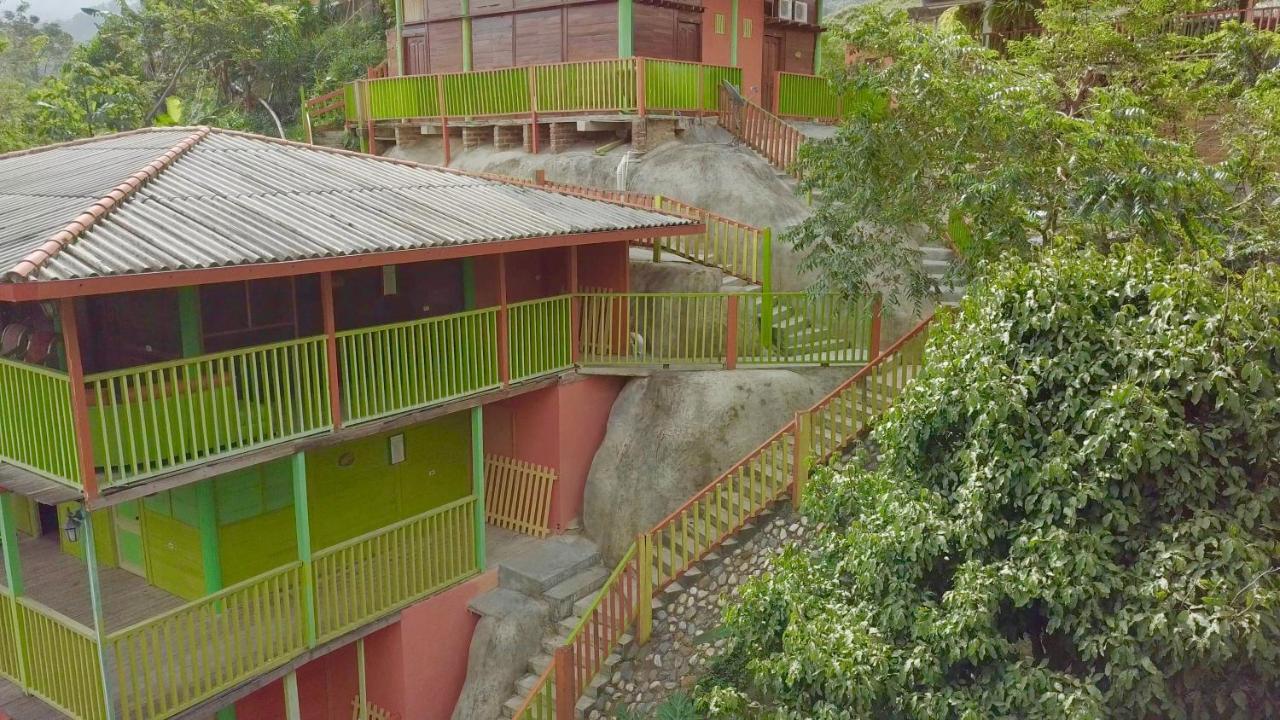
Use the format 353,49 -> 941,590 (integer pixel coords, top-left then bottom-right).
109,563 -> 306,720
508,295 -> 573,383
739,293 -> 878,366
16,597 -> 105,720
515,315 -> 936,720
0,591 -> 19,683
313,496 -> 478,643
336,308 -> 500,424
774,71 -> 843,120
0,357 -> 79,486
85,337 -> 332,487
351,57 -> 740,124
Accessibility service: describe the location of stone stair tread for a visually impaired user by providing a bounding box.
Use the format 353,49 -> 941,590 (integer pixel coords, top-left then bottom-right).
499,535 -> 601,596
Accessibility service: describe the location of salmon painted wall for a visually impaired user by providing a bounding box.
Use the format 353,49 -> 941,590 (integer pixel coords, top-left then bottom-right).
702,0 -> 734,66
233,572 -> 497,720
396,571 -> 499,719
739,0 -> 766,104
483,375 -> 624,530
553,376 -> 625,529
577,242 -> 629,292
505,247 -> 571,303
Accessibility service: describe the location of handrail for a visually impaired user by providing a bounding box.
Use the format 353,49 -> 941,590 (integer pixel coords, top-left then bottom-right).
718,81 -> 807,177
83,335 -> 326,381
16,595 -> 96,638
518,312 -> 939,719
105,561 -> 304,640
312,495 -> 474,558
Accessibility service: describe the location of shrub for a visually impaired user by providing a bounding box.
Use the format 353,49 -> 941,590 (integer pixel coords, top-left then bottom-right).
700,243 -> 1280,719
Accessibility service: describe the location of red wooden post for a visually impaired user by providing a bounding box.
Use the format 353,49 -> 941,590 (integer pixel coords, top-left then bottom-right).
636,57 -> 647,117
869,294 -> 883,360
569,246 -> 581,364
529,66 -> 540,154
320,272 -> 343,429
59,298 -> 99,501
438,75 -> 451,166
724,294 -> 739,370
535,169 -> 547,185
554,645 -> 576,718
773,72 -> 782,115
497,254 -> 510,386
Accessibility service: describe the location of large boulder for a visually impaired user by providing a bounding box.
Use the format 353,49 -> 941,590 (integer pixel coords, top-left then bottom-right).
582,369 -> 845,563
450,589 -> 549,720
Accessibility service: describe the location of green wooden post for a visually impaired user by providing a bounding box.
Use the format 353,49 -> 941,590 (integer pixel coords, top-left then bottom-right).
283,671 -> 302,720
356,639 -> 368,720
470,406 -> 486,571
652,195 -> 664,262
761,227 -> 774,348
394,0 -> 405,75
196,482 -> 222,595
461,0 -> 473,71
178,286 -> 203,358
0,493 -> 29,688
291,453 -> 317,648
216,706 -> 238,720
82,509 -> 119,720
730,0 -> 740,66
618,0 -> 635,57
813,0 -> 823,75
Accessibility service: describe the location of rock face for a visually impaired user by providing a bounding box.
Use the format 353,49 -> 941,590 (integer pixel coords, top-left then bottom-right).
628,254 -> 724,293
384,125 -> 814,290
581,369 -> 842,564
450,589 -> 550,720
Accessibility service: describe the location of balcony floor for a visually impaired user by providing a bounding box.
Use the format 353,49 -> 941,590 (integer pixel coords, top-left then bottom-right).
1,534 -> 185,633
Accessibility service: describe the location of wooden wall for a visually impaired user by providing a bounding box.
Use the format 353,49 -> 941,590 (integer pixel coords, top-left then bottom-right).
633,3 -> 703,61
401,0 -> 619,75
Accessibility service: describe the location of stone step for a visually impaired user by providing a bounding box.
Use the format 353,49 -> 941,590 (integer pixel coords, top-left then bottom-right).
920,245 -> 954,261
499,535 -> 601,597
544,566 -> 609,620
922,257 -> 952,274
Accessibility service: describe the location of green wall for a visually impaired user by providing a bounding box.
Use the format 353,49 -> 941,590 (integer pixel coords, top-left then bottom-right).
57,502 -> 117,568
307,413 -> 473,551
97,411 -> 475,598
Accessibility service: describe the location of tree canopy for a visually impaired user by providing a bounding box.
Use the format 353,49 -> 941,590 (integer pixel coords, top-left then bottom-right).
791,0 -> 1280,308
699,242 -> 1280,719
0,0 -> 386,150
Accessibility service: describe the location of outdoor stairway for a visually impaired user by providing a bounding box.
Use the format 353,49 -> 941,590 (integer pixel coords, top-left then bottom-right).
922,245 -> 965,306
499,535 -> 611,719
768,303 -> 860,361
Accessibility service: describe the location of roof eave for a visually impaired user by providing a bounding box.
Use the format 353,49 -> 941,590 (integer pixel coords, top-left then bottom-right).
0,222 -> 704,302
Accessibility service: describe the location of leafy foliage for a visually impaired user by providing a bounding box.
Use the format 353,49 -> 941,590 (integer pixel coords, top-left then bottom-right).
0,0 -> 386,149
699,242 -> 1280,718
794,2 -> 1280,309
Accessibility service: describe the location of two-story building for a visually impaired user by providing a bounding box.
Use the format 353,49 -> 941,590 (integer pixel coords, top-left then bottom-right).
0,126 -> 703,720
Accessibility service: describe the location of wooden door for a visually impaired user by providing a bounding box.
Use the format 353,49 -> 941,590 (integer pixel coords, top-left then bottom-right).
405,33 -> 429,76
114,500 -> 146,576
763,35 -> 782,111
676,20 -> 701,62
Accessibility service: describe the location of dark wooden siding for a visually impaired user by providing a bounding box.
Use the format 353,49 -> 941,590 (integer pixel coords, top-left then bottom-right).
780,26 -> 816,73
429,19 -> 465,72
565,3 -> 617,60
515,9 -> 564,65
634,3 -> 703,60
472,15 -> 515,68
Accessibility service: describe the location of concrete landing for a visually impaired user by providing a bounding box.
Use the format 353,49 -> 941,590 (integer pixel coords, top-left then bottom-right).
497,534 -> 601,597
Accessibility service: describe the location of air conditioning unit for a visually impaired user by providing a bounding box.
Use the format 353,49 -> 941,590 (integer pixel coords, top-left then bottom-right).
792,1 -> 808,23
777,0 -> 793,20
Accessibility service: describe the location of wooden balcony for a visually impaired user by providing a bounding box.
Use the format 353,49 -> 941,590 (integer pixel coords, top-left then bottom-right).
0,496 -> 479,720
0,291 -> 878,496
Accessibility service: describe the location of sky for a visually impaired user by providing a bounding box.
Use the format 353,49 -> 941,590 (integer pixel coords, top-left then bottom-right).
15,0 -> 99,24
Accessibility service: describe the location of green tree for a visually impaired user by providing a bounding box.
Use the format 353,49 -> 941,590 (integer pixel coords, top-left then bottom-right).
699,242 -> 1280,718
29,60 -> 148,139
793,2 -> 1280,308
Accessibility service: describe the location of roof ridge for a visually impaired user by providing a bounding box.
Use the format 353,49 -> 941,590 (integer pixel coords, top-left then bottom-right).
5,126 -> 212,282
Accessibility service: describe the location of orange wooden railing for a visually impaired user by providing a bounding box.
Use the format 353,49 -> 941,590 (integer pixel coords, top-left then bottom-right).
718,82 -> 807,177
515,312 -> 939,720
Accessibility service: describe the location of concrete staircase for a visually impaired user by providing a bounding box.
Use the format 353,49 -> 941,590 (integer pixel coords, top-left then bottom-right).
499,535 -> 611,719
921,245 -> 965,306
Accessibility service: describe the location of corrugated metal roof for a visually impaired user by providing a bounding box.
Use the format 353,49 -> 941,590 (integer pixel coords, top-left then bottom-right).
0,127 -> 693,284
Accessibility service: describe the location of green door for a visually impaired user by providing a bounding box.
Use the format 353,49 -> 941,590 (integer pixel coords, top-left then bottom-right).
114,500 -> 145,576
